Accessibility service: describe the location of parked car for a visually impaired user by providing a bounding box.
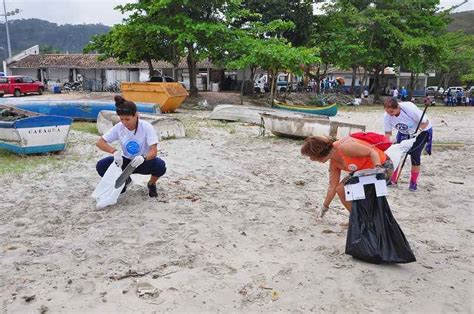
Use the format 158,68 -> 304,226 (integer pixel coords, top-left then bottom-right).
425,86 -> 444,96
0,76 -> 45,97
443,86 -> 464,96
149,76 -> 175,82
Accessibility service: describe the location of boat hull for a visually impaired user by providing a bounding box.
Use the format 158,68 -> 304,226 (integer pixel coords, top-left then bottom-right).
0,100 -> 160,121
260,112 -> 365,139
97,110 -> 186,140
0,105 -> 72,154
210,104 -> 329,125
272,100 -> 338,117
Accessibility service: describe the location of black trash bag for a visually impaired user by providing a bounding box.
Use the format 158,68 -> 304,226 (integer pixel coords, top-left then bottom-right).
345,183 -> 416,264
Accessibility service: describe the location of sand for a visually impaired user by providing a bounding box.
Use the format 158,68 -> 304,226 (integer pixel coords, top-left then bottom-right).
0,97 -> 473,313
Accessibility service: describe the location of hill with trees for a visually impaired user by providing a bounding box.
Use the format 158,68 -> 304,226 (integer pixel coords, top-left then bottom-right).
0,18 -> 109,59
448,10 -> 474,34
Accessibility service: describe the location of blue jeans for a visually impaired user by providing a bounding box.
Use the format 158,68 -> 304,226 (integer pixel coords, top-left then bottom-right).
96,156 -> 167,178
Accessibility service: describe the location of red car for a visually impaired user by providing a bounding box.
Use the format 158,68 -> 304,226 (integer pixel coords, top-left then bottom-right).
0,76 -> 45,97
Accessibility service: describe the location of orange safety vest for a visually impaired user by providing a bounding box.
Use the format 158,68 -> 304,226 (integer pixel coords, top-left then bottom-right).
333,137 -> 387,172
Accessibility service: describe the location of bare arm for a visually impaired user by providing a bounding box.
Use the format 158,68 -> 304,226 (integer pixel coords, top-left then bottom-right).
419,120 -> 429,131
144,144 -> 158,160
385,131 -> 392,142
323,161 -> 341,208
339,141 -> 382,167
96,137 -> 117,154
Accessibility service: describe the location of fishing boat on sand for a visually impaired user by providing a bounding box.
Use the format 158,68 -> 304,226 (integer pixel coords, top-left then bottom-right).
0,99 -> 159,121
0,105 -> 72,154
210,104 -> 329,124
272,99 -> 338,117
97,110 -> 186,140
260,112 -> 365,139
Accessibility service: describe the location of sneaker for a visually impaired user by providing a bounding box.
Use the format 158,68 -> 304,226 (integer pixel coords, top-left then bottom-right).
409,182 -> 417,192
148,183 -> 158,198
387,180 -> 398,187
121,177 -> 132,194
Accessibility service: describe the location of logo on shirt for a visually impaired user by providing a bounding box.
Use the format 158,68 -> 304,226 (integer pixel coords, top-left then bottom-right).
348,164 -> 358,171
125,140 -> 140,155
395,123 -> 408,132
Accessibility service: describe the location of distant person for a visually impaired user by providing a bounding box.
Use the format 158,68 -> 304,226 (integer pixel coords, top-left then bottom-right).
301,136 -> 393,218
456,89 -> 464,106
392,87 -> 399,98
383,98 -> 432,191
95,96 -> 167,197
363,88 -> 369,98
400,86 -> 408,101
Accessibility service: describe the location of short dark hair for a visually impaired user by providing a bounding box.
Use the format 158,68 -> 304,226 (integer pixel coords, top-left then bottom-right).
114,95 -> 137,116
384,97 -> 399,109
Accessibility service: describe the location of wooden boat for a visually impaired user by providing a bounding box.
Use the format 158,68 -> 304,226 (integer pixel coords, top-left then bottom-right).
0,100 -> 160,121
97,110 -> 186,140
259,112 -> 365,139
210,104 -> 329,125
210,104 -> 278,124
272,99 -> 338,117
0,105 -> 72,154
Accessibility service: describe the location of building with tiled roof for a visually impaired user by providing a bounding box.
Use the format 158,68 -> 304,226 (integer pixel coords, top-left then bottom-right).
5,46 -> 221,91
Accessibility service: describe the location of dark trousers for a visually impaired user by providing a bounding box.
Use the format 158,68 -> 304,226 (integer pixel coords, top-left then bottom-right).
96,156 -> 167,178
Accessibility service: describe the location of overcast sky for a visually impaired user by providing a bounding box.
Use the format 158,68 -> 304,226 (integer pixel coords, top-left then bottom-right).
3,0 -> 473,26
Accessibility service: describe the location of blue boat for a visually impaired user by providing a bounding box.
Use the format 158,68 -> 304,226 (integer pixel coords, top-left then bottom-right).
0,99 -> 160,121
0,105 -> 73,154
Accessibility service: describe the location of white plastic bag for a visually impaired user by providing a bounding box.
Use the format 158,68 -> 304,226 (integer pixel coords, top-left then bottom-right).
385,137 -> 416,170
91,163 -> 125,209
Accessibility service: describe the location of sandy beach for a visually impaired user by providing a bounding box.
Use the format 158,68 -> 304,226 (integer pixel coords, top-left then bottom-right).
0,95 -> 472,313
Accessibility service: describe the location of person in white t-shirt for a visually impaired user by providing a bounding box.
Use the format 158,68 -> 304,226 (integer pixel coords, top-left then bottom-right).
95,96 -> 167,197
383,98 -> 433,191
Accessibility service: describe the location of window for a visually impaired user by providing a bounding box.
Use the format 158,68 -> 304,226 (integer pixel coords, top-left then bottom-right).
0,77 -> 8,83
22,77 -> 34,83
14,78 -> 23,83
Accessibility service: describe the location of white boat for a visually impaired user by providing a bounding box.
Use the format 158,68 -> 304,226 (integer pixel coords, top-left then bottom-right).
210,104 -> 279,124
209,104 -> 331,125
96,110 -> 186,140
259,112 -> 365,139
0,105 -> 72,154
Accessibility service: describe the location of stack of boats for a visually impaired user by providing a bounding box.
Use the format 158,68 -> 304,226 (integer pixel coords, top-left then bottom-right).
210,104 -> 365,139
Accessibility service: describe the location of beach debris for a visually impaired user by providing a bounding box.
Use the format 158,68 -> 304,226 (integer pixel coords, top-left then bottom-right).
271,290 -> 279,301
22,295 -> 36,303
294,180 -> 306,186
39,305 -> 48,314
448,180 -> 464,185
109,269 -> 151,281
322,229 -> 335,234
241,231 -> 247,236
136,281 -> 160,299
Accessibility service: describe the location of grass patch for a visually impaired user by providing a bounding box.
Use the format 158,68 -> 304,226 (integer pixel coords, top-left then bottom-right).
0,149 -> 65,176
72,122 -> 99,135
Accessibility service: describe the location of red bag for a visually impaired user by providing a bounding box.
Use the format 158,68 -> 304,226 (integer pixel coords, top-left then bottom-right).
350,132 -> 392,151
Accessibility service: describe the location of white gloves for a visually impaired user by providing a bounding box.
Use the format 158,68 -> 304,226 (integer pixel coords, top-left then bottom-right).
130,155 -> 146,168
113,150 -> 123,168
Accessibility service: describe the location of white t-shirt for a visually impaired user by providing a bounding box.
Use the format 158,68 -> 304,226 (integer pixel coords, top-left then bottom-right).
383,101 -> 432,135
392,89 -> 399,97
102,119 -> 158,159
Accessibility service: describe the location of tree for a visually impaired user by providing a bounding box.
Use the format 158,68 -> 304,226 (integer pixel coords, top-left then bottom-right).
39,44 -> 60,54
436,32 -> 474,88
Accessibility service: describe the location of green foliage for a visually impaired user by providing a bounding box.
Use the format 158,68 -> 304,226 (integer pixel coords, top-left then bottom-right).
71,122 -> 99,135
0,18 -> 110,59
39,44 -> 61,54
0,150 -> 62,176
